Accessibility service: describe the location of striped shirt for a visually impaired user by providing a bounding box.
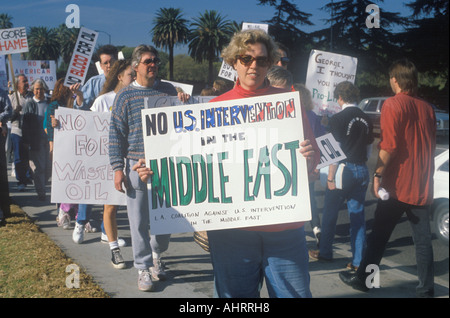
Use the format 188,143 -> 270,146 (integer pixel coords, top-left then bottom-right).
109,80 -> 178,171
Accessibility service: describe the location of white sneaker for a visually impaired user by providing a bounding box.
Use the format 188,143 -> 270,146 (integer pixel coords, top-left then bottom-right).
150,259 -> 167,281
72,222 -> 85,244
56,208 -> 71,229
101,232 -> 126,247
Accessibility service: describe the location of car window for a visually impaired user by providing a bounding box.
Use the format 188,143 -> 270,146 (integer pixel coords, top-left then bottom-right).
378,99 -> 386,112
365,100 -> 379,112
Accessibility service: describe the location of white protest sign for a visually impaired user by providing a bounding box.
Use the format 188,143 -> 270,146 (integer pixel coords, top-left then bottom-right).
8,60 -> 57,89
242,22 -> 269,33
315,133 -> 346,170
141,92 -> 311,235
144,95 -> 213,109
51,107 -> 126,206
161,79 -> 193,96
64,27 -> 98,87
218,60 -> 237,82
0,27 -> 29,55
305,50 -> 357,116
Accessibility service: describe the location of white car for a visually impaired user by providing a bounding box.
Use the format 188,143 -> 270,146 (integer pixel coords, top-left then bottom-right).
433,149 -> 449,245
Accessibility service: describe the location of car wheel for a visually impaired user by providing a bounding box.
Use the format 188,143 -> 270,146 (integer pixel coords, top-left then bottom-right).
433,200 -> 449,245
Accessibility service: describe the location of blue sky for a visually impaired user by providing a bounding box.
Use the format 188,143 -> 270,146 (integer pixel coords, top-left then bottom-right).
3,0 -> 409,54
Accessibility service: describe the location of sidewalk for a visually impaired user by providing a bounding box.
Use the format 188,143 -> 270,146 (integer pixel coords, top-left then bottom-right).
6,168 -> 449,298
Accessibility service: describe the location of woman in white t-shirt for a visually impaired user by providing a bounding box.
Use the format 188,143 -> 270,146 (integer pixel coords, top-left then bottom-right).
91,60 -> 133,269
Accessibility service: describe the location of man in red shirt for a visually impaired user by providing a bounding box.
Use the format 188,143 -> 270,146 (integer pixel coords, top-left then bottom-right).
339,59 -> 436,297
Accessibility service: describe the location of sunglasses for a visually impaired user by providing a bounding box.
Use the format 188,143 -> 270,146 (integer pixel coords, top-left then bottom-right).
140,57 -> 161,66
236,55 -> 270,67
279,57 -> 290,66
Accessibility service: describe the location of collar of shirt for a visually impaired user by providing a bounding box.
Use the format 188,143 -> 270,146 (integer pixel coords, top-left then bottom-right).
342,103 -> 356,110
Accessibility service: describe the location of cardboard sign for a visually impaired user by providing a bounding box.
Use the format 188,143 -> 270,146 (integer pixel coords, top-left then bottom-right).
218,60 -> 237,82
305,50 -> 357,115
144,95 -> 213,109
242,22 -> 269,33
9,60 -> 57,89
64,27 -> 98,87
51,107 -> 126,206
161,80 -> 193,96
315,133 -> 346,170
141,92 -> 311,235
0,27 -> 29,55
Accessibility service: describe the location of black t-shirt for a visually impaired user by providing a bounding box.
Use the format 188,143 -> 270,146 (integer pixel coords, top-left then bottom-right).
329,106 -> 374,163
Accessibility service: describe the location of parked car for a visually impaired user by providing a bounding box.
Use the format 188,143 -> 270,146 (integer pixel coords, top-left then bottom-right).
432,149 -> 449,245
358,97 -> 449,136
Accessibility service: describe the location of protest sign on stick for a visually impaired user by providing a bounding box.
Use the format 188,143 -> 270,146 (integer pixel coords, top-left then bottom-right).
8,60 -> 57,89
141,92 -> 311,235
305,50 -> 357,116
0,27 -> 29,110
64,27 -> 98,88
51,107 -> 126,206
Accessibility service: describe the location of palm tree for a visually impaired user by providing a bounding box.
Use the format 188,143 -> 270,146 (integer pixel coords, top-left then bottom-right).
151,8 -> 189,81
27,26 -> 60,61
0,13 -> 13,29
55,24 -> 79,65
188,10 -> 234,85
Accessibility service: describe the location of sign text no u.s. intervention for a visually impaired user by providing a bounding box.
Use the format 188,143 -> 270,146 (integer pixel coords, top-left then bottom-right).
142,92 -> 312,235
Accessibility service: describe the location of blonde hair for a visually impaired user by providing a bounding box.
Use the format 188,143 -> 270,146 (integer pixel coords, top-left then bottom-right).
221,29 -> 280,68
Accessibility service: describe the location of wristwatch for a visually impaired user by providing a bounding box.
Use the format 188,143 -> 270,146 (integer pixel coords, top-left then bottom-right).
373,172 -> 383,178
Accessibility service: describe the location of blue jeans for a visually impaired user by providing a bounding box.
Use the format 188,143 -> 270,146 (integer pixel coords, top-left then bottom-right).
76,204 -> 92,225
208,227 -> 311,298
319,163 -> 369,267
126,159 -> 171,270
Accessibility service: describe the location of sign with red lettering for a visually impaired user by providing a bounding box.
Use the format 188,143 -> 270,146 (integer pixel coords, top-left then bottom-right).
9,60 -> 57,89
64,27 -> 98,87
0,27 -> 29,55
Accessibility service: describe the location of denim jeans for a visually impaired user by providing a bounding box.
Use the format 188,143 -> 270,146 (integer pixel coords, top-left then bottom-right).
126,159 -> 171,270
356,199 -> 434,297
76,204 -> 92,225
208,227 -> 311,298
319,162 -> 369,267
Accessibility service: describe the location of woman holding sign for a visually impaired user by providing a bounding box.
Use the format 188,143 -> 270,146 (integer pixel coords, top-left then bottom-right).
91,59 -> 134,269
133,29 -> 320,298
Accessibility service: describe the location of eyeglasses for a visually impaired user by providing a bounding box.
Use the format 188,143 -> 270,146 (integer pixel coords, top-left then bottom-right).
140,57 -> 161,66
279,57 -> 290,66
236,55 -> 270,67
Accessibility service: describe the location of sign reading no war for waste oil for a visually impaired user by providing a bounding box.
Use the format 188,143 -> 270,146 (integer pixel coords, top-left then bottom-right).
141,92 -> 312,235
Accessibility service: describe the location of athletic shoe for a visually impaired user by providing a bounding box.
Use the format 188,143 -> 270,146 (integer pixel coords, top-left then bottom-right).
313,226 -> 321,247
100,232 -> 126,247
138,270 -> 153,292
72,222 -> 85,244
111,248 -> 126,269
56,208 -> 72,229
150,259 -> 167,281
84,221 -> 99,233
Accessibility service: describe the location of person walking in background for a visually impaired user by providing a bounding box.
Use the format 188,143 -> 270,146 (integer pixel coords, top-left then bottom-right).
22,79 -> 51,201
339,59 -> 436,298
294,83 -> 327,246
309,81 -> 374,271
91,59 -> 134,269
0,87 -> 12,226
9,74 -> 33,192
